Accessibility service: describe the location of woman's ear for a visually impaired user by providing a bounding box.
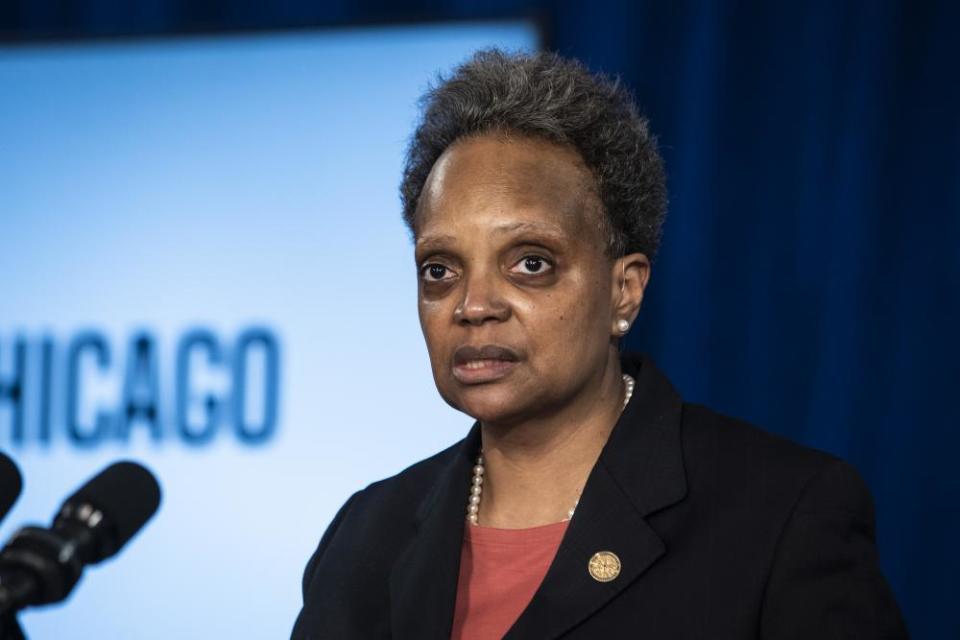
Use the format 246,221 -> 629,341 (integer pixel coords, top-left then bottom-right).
611,253 -> 651,336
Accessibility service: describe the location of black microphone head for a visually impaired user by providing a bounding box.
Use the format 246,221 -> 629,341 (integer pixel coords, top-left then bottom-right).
60,461 -> 161,560
0,451 -> 23,522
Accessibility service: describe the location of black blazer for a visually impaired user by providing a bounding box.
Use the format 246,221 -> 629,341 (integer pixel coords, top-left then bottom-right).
292,355 -> 908,639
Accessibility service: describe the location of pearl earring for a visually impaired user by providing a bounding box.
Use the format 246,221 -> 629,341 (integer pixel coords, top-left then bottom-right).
617,319 -> 630,334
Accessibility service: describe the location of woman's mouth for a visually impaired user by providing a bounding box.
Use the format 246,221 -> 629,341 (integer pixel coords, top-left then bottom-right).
452,345 -> 521,384
453,358 -> 518,383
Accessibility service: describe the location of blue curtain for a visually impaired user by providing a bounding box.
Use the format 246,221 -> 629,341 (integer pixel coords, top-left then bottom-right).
4,1 -> 957,636
617,4 -> 959,638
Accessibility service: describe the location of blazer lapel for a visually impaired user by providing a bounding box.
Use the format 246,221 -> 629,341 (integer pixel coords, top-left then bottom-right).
506,355 -> 688,639
389,423 -> 481,640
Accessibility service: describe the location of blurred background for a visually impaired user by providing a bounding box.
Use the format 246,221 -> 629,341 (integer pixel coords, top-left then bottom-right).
0,1 -> 956,638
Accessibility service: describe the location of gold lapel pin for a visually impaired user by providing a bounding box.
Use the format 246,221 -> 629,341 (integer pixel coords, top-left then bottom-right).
588,551 -> 621,582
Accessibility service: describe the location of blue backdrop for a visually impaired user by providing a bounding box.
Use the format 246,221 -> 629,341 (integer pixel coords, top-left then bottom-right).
3,2 -> 958,638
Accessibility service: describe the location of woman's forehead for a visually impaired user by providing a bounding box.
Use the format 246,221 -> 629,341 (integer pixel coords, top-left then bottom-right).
416,135 -> 603,241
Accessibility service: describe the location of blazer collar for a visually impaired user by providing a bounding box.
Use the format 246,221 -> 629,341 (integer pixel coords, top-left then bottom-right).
388,354 -> 687,640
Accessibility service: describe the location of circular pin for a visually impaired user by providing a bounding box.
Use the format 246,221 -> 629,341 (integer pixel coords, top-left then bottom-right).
588,551 -> 621,582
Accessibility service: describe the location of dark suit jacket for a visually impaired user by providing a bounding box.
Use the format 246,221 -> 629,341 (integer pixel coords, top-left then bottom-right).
292,354 -> 908,639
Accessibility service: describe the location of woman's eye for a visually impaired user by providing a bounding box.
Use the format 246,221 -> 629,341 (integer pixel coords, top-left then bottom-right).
421,263 -> 454,282
513,255 -> 553,275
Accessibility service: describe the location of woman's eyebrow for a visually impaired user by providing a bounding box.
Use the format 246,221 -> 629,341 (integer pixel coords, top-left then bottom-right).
416,222 -> 565,254
415,234 -> 456,253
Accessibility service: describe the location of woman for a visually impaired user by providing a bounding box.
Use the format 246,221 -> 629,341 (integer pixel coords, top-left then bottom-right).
292,50 -> 907,639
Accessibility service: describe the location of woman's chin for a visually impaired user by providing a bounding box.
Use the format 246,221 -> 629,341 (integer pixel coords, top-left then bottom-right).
451,386 -> 542,426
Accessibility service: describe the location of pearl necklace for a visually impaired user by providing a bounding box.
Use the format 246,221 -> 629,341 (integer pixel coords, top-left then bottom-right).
466,373 -> 636,526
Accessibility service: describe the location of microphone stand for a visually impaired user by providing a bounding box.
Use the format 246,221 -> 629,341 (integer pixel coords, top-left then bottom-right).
0,581 -> 27,640
0,613 -> 24,640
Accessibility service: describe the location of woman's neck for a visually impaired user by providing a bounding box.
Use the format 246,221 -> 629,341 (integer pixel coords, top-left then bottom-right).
476,356 -> 626,529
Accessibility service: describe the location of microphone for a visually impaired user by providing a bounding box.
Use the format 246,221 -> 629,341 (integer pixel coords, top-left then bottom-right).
0,461 -> 161,615
0,454 -> 22,524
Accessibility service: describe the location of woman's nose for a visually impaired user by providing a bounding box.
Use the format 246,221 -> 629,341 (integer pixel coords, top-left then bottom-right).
453,270 -> 511,326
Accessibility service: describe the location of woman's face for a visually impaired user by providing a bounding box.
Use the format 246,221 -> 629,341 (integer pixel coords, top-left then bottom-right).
415,134 -> 625,426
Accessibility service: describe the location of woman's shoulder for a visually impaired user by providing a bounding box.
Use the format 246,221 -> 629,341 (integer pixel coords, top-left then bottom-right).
683,401 -> 837,461
678,401 -> 874,520
354,435 -> 466,510
293,436 -> 469,638
313,433 -> 470,548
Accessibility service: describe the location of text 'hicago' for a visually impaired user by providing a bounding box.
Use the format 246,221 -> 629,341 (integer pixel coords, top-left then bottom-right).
0,327 -> 280,448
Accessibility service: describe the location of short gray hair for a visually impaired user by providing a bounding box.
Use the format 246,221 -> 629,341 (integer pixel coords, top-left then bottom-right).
400,48 -> 667,259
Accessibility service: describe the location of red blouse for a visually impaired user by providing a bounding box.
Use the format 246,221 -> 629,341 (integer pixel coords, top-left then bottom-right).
451,520 -> 569,639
